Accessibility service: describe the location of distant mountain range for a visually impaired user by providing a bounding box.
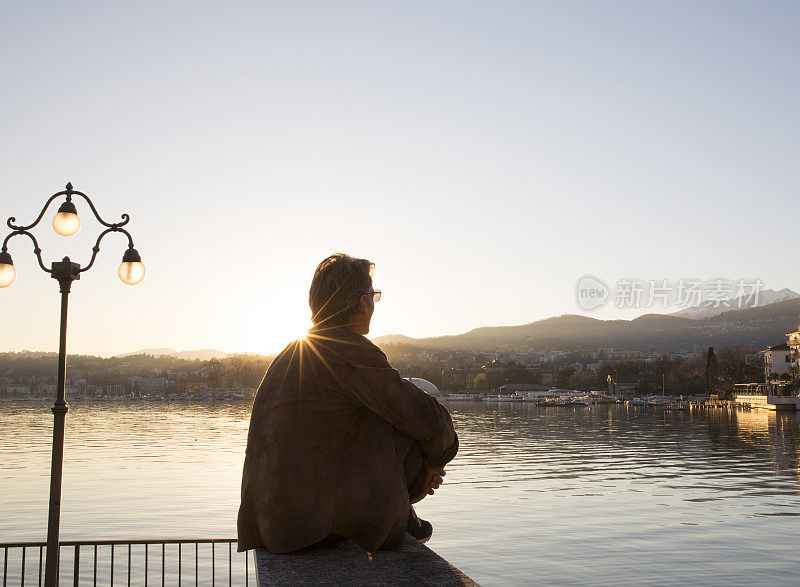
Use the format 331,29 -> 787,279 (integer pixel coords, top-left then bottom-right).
115,348 -> 229,360
670,288 -> 799,320
116,289 -> 800,358
372,297 -> 800,353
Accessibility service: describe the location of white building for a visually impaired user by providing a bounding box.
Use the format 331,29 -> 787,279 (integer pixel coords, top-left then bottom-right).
762,343 -> 791,379
787,328 -> 800,374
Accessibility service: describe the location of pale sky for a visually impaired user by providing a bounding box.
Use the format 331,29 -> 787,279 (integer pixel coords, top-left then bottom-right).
1,1 -> 798,356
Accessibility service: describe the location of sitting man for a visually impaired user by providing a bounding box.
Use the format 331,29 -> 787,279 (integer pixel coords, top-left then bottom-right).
237,253 -> 458,554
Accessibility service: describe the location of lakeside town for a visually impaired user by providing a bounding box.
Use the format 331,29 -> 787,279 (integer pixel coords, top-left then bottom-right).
3,319 -> 799,407
0,352 -> 270,401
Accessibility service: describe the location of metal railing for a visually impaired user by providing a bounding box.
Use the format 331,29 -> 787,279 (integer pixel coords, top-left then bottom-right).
1,539 -> 253,586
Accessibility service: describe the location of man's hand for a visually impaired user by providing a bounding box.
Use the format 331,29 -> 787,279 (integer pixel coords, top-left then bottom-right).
410,465 -> 446,504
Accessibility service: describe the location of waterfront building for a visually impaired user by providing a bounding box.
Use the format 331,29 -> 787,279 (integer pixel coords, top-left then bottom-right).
761,343 -> 791,379
787,327 -> 800,374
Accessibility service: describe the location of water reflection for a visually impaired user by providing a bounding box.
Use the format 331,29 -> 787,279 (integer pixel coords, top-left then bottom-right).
731,408 -> 800,483
426,402 -> 800,585
2,400 -> 800,585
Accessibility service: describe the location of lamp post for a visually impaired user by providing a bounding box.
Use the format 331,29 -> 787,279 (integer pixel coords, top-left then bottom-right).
1,183 -> 144,587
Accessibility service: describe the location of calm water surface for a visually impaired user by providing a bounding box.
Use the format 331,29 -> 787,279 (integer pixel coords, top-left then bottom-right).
2,400 -> 800,585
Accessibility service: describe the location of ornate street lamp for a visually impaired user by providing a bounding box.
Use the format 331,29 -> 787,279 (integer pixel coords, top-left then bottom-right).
0,183 -> 144,586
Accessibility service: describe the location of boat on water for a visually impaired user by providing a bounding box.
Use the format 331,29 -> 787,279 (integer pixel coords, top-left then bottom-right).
664,402 -> 690,411
483,389 -> 597,406
483,394 -> 525,402
521,391 -> 558,402
626,399 -> 651,406
446,392 -> 482,400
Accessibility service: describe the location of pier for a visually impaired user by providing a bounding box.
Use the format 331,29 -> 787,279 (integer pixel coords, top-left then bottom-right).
734,394 -> 800,411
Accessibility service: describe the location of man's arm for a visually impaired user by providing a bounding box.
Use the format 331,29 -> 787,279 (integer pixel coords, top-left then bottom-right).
345,341 -> 458,468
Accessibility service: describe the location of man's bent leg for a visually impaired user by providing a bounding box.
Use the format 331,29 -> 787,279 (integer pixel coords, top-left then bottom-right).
394,430 -> 433,543
395,430 -> 426,494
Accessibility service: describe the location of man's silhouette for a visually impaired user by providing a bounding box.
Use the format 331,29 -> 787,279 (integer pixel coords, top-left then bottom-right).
237,254 -> 458,554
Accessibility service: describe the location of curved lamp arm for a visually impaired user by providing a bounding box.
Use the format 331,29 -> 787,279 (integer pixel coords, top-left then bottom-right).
7,182 -> 130,232
2,182 -> 140,282
79,227 -> 136,273
1,230 -> 52,273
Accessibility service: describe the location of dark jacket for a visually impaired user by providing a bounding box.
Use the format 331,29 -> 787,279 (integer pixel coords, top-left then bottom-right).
237,326 -> 458,554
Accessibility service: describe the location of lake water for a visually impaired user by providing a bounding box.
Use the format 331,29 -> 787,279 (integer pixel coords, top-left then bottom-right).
2,399 -> 800,585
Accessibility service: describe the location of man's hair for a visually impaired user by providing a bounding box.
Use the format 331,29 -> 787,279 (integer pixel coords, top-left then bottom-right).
309,254 -> 374,327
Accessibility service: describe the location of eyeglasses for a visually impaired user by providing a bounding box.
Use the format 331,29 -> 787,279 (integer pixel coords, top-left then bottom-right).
363,290 -> 381,302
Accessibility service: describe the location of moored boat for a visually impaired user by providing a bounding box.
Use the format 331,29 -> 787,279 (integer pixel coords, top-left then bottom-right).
446,392 -> 482,400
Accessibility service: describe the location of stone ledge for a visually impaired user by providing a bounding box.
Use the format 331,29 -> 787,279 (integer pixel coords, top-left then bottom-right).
255,533 -> 478,586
